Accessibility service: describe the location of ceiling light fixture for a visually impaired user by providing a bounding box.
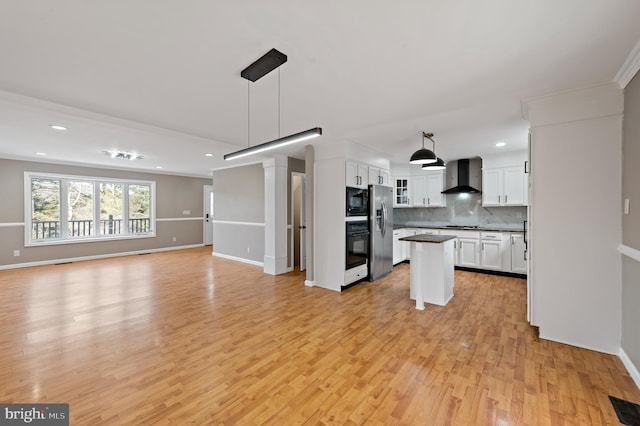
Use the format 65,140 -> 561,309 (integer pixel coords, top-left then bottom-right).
224,48 -> 322,161
410,132 -> 437,164
102,150 -> 143,160
420,132 -> 446,170
49,124 -> 67,131
496,142 -> 506,147
35,152 -> 47,156
204,153 -> 213,157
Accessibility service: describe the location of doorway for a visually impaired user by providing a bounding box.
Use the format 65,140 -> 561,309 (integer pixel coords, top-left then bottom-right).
204,185 -> 214,246
291,173 -> 306,272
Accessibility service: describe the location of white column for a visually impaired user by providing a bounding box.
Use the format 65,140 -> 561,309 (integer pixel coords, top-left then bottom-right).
263,155 -> 288,275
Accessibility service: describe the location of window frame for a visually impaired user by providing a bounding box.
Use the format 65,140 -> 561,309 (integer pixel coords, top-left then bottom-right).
24,172 -> 156,246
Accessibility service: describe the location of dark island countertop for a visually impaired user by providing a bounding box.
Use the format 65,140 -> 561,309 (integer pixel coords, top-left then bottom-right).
398,234 -> 457,243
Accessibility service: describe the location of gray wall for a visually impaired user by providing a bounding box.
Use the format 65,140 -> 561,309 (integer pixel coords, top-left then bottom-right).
622,71 -> 640,369
212,163 -> 265,263
394,193 -> 527,230
0,158 -> 211,266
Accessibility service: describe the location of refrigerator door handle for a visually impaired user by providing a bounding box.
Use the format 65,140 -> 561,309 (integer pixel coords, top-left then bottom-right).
381,200 -> 387,237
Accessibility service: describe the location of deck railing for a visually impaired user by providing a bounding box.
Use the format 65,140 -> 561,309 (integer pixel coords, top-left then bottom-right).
32,217 -> 151,239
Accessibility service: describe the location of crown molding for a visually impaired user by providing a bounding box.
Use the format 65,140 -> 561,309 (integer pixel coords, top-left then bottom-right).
614,39 -> 640,89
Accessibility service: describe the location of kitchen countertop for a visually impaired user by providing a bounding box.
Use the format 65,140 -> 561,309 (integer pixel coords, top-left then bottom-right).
399,234 -> 457,243
394,225 -> 525,233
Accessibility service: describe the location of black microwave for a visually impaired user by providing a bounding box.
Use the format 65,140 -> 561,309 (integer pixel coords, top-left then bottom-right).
346,186 -> 369,216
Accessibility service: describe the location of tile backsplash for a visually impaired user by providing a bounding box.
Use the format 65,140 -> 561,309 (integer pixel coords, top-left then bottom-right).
393,193 -> 527,230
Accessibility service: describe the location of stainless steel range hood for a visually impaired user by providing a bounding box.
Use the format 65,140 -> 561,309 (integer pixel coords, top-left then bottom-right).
441,158 -> 482,194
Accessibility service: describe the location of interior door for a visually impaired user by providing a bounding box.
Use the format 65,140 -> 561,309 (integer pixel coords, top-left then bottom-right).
204,185 -> 213,246
299,176 -> 306,271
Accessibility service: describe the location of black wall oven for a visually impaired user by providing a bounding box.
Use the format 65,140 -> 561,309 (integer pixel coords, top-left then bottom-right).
346,187 -> 369,217
346,220 -> 369,270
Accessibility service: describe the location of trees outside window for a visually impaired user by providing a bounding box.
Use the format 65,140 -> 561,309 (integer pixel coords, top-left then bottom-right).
25,172 -> 155,245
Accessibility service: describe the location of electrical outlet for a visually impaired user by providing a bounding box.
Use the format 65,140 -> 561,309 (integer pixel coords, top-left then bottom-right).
247,247 -> 250,253
624,198 -> 630,215
13,250 -> 20,257
172,237 -> 177,242
182,210 -> 190,215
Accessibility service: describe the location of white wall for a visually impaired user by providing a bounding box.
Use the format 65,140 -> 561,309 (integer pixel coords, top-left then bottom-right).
525,83 -> 623,354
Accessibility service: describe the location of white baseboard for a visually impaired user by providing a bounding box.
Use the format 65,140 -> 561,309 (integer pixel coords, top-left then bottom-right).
619,244 -> 640,263
619,348 -> 640,390
304,280 -> 314,287
211,251 -> 264,267
0,244 -> 204,270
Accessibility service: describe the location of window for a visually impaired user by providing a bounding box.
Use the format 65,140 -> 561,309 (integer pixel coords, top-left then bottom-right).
25,172 -> 155,246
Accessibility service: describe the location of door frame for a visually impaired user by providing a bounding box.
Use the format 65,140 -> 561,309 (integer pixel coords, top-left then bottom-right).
290,172 -> 306,272
203,185 -> 214,246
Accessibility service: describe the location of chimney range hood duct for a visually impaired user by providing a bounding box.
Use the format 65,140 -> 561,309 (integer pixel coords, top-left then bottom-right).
441,158 -> 482,194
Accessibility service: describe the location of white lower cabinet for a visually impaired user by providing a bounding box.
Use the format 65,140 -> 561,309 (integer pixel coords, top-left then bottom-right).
393,230 -> 404,265
458,238 -> 480,267
479,232 -> 504,270
394,228 -> 527,275
510,233 -> 527,274
345,264 -> 368,285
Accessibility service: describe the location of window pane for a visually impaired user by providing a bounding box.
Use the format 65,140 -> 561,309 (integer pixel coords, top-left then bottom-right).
31,178 -> 61,240
100,183 -> 124,235
128,184 -> 151,233
68,181 -> 94,237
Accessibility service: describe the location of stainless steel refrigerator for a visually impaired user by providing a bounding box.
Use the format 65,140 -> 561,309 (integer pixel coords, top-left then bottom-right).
369,184 -> 393,281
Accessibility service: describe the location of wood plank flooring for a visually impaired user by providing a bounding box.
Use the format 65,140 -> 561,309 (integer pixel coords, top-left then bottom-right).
1,247 -> 638,425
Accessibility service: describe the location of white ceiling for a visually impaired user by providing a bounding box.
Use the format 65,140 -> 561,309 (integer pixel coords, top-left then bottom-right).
1,1 -> 639,178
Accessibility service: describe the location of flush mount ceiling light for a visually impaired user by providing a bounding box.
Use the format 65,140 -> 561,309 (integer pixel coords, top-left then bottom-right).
102,150 -> 143,160
409,132 -> 437,164
49,124 -> 67,131
224,48 -> 322,161
496,141 -> 506,147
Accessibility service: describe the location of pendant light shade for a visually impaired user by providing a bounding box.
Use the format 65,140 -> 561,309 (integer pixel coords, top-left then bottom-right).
410,148 -> 437,164
409,132 -> 437,164
422,157 -> 446,170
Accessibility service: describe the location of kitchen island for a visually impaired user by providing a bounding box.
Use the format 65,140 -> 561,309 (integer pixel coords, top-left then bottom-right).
399,234 -> 456,310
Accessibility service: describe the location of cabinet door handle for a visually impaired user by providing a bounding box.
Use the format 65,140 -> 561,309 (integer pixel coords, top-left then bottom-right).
524,160 -> 529,174
482,243 -> 484,250
454,240 -> 457,249
498,195 -> 501,204
524,250 -> 528,261
505,195 -> 508,204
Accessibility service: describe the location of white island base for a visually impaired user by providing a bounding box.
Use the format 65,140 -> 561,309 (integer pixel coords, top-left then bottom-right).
403,236 -> 455,309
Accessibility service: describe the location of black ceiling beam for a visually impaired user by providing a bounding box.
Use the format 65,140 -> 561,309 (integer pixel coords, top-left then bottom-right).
241,48 -> 287,82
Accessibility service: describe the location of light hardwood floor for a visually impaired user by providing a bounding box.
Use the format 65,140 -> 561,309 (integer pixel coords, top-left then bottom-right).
1,247 -> 638,425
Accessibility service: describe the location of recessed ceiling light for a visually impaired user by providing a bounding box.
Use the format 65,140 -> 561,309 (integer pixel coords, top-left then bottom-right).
496,142 -> 506,147
204,153 -> 213,157
35,152 -> 47,156
49,124 -> 67,131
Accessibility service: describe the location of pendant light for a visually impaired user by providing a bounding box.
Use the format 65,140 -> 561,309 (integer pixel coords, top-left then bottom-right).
224,48 -> 322,161
409,131 -> 437,164
417,132 -> 446,170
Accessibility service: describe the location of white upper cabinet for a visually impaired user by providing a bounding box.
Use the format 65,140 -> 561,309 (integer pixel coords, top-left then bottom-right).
369,166 -> 391,187
347,160 -> 390,188
393,177 -> 411,207
412,171 -> 446,207
482,165 -> 527,206
482,151 -> 529,207
346,161 -> 369,188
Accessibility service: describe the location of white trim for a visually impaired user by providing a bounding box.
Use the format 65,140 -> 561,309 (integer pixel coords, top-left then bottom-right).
619,348 -> 640,390
304,280 -> 314,287
211,220 -> 265,227
211,251 -> 264,267
0,222 -> 24,228
157,217 -> 203,222
619,244 -> 640,263
0,244 -> 203,270
614,38 -> 640,89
